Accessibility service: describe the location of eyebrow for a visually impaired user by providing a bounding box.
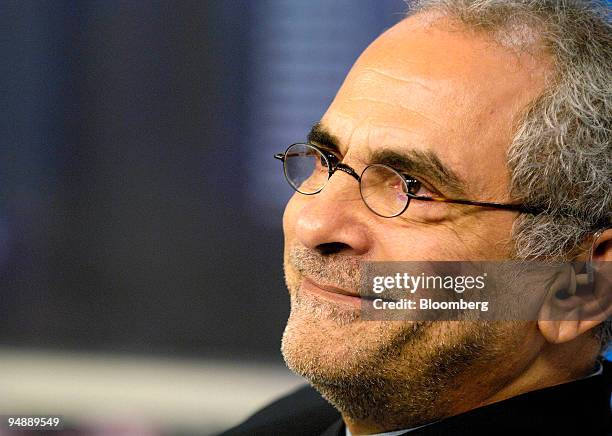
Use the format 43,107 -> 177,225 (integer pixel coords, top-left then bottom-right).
306,122 -> 467,197
307,122 -> 342,153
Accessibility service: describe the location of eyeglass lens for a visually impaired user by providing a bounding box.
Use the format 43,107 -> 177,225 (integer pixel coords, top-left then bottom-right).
283,143 -> 330,194
282,144 -> 410,217
360,164 -> 410,217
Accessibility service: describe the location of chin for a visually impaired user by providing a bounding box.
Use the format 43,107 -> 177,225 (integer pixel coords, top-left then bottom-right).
281,309 -> 444,426
281,294 -> 426,382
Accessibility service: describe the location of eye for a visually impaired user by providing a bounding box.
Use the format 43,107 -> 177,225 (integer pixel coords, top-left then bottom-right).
386,176 -> 430,201
405,179 -> 420,194
405,178 -> 436,197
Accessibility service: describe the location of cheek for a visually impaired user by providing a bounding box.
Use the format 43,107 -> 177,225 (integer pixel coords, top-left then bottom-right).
282,195 -> 306,293
373,228 -> 466,260
371,218 -> 507,261
282,194 -> 302,243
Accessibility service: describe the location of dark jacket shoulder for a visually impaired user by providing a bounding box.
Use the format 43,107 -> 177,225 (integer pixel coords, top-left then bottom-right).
219,384 -> 339,436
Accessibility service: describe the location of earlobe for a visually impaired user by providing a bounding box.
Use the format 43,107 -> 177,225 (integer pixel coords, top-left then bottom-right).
539,319 -> 603,344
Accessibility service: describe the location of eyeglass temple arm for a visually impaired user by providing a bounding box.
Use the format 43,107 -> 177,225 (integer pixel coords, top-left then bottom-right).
407,194 -> 543,215
274,153 -> 285,161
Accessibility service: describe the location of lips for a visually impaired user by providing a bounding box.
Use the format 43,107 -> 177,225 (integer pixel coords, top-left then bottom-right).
299,276 -> 364,308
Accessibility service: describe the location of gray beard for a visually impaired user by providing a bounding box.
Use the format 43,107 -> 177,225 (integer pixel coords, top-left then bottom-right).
281,246 -> 509,429
281,291 -> 500,429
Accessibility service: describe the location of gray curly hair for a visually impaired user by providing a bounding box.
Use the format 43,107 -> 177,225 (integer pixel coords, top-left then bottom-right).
408,0 -> 612,351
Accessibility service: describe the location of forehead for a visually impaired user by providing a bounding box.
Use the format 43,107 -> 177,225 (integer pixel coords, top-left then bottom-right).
321,13 -> 550,199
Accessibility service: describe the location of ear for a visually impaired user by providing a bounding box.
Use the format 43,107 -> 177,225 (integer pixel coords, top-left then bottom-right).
538,229 -> 612,344
592,228 -> 612,262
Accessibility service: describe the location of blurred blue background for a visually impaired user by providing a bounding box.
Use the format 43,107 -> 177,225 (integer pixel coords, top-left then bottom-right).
0,1 -> 407,434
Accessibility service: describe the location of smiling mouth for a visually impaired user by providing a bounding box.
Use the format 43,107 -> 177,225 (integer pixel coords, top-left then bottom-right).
299,277 -> 388,308
299,277 -> 361,306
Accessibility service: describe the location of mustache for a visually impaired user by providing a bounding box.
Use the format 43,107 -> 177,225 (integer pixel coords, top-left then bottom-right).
288,245 -> 362,291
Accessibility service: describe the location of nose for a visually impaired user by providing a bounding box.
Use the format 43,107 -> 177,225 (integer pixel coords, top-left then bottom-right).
292,170 -> 371,256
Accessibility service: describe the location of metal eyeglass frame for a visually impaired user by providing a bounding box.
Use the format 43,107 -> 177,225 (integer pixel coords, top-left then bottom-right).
274,142 -> 544,218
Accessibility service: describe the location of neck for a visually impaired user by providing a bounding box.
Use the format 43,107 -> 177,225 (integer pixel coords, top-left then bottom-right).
476,338 -> 599,407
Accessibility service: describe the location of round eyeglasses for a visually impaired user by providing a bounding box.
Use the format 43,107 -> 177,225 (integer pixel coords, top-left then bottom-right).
274,142 -> 542,218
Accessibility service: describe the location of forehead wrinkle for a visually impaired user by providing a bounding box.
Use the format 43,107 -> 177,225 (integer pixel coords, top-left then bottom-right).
359,67 -> 435,90
338,66 -> 449,133
346,96 -> 445,130
340,116 -> 377,166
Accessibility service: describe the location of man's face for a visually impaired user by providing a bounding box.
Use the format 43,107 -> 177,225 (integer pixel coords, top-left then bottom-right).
281,13 -> 551,427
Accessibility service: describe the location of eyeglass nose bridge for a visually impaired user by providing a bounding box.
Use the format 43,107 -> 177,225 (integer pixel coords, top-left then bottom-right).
330,162 -> 361,182
320,161 -> 366,205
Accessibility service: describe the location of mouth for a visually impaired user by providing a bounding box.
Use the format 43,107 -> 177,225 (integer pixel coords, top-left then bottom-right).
299,277 -> 364,308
